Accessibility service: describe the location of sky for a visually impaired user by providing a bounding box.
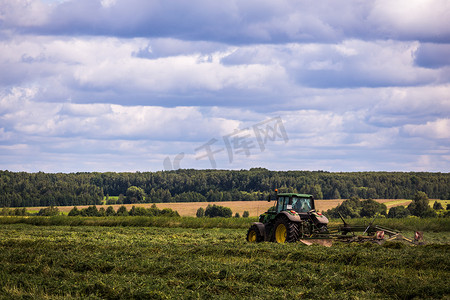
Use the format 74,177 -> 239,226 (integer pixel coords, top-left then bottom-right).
0,0 -> 449,173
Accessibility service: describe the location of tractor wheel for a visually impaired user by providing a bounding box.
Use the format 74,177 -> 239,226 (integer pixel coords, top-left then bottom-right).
246,225 -> 264,243
273,216 -> 300,243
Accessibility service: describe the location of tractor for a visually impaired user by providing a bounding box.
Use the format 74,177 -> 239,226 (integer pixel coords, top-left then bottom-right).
247,191 -> 329,243
247,190 -> 425,245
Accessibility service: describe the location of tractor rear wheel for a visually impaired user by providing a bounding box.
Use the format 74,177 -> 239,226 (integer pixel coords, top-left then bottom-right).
273,216 -> 300,243
246,225 -> 263,243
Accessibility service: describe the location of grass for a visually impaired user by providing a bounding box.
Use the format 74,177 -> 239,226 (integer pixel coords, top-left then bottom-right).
1,215 -> 449,232
0,223 -> 449,299
0,215 -> 258,229
382,199 -> 412,208
382,199 -> 450,209
329,217 -> 450,233
432,199 -> 450,208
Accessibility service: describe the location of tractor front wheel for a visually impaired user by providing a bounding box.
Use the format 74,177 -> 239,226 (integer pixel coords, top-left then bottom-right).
273,216 -> 300,243
246,225 -> 264,243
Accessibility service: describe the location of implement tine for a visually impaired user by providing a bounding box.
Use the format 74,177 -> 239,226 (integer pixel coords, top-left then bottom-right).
363,215 -> 378,234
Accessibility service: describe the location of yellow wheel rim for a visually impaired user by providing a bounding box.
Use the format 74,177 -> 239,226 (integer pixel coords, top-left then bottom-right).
248,230 -> 257,242
275,224 -> 287,243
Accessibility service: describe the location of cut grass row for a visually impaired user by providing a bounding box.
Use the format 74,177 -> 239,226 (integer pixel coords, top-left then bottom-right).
1,215 -> 449,232
0,224 -> 448,299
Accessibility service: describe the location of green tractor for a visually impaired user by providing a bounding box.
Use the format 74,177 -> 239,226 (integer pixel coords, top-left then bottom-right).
247,190 -> 425,246
247,191 -> 329,243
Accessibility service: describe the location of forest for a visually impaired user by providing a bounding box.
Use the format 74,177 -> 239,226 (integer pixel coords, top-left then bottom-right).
0,169 -> 449,207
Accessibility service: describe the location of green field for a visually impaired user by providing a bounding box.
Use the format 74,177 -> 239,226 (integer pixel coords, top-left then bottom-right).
0,217 -> 449,299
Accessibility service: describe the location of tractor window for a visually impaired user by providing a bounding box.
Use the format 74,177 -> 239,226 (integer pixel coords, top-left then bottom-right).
292,197 -> 312,213
277,196 -> 288,212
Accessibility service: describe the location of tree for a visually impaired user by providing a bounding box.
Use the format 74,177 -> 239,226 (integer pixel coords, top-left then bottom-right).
360,199 -> 387,217
68,206 -> 80,216
205,204 -> 232,218
159,208 -> 180,217
37,206 -> 60,216
105,206 -> 116,216
98,207 -> 106,217
1,170 -> 449,207
14,207 -> 27,216
326,196 -> 361,218
116,205 -> 128,216
311,184 -> 323,200
387,206 -> 410,218
243,211 -> 249,218
234,212 -> 240,218
125,186 -> 146,204
433,201 -> 443,210
196,207 -> 205,218
332,188 -> 341,199
106,198 -> 117,205
407,191 -> 437,218
83,205 -> 100,216
206,190 -> 223,202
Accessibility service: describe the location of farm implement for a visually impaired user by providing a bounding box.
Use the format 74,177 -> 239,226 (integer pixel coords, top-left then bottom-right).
246,191 -> 424,246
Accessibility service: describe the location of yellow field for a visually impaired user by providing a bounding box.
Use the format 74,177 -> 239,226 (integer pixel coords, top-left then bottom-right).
429,199 -> 449,209
382,199 -> 412,208
26,199 -> 413,217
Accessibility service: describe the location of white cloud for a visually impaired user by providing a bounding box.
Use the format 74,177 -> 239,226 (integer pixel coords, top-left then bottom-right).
403,118 -> 450,140
3,0 -> 450,43
369,85 -> 450,126
0,91 -> 241,141
0,0 -> 50,27
0,35 -> 447,109
369,0 -> 450,41
100,0 -> 116,8
0,0 -> 449,172
0,36 -> 290,103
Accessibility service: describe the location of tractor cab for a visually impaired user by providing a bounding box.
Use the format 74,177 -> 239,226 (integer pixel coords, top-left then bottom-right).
275,193 -> 314,214
260,192 -> 319,224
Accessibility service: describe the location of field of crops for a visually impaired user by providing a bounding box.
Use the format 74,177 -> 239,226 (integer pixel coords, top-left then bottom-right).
0,217 -> 449,299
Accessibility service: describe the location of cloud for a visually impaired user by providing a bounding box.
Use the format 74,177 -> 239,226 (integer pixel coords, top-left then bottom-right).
0,0 -> 50,27
367,85 -> 450,127
403,118 -> 450,140
0,36 -> 290,106
368,0 -> 450,43
3,0 -> 450,43
414,43 -> 450,69
1,90 -> 449,172
286,40 -> 440,88
1,36 -> 446,110
2,103 -> 239,142
0,0 -> 449,173
222,40 -> 444,88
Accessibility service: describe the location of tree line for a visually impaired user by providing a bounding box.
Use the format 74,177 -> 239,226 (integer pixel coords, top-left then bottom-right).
0,204 -> 179,218
325,191 -> 449,219
0,169 -> 448,207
